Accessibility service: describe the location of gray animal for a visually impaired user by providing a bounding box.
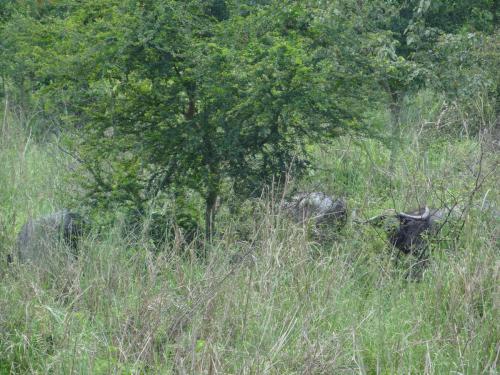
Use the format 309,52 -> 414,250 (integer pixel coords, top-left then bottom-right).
283,192 -> 347,228
15,210 -> 87,264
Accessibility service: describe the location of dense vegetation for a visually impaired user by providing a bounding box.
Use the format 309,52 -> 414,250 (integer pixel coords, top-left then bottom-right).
0,0 -> 498,373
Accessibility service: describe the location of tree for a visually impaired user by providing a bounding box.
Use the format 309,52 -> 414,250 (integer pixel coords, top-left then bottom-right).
27,0 -> 375,239
351,0 -> 499,167
5,0 -> 495,242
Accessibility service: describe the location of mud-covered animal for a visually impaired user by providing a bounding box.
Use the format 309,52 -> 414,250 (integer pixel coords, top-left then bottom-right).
15,210 -> 87,264
283,192 -> 347,228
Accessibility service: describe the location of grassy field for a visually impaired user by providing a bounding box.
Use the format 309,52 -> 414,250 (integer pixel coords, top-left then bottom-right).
0,100 -> 498,374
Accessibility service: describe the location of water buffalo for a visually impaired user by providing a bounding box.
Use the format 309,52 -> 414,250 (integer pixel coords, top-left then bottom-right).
389,207 -> 434,256
15,210 -> 87,264
283,192 -> 347,228
364,206 -> 461,258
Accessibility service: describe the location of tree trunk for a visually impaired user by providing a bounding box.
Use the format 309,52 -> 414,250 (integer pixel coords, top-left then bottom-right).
1,74 -> 5,99
204,188 -> 218,242
199,106 -> 220,243
182,87 -> 221,244
388,88 -> 403,174
493,0 -> 498,30
2,93 -> 8,137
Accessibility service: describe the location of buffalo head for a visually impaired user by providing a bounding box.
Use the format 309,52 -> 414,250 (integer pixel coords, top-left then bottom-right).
363,206 -> 451,258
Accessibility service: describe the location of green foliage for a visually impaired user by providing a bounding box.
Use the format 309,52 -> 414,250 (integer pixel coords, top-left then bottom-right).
1,0 -> 497,235
2,0 -> 381,236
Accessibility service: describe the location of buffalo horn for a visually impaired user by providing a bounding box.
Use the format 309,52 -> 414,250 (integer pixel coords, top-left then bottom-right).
398,206 -> 430,220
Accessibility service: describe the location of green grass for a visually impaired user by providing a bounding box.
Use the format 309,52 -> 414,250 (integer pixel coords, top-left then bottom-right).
0,100 -> 498,374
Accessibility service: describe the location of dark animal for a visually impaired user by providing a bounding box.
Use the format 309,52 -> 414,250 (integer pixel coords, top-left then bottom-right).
389,207 -> 433,256
15,210 -> 87,264
363,203 -> 498,280
365,206 -> 460,258
283,192 -> 347,228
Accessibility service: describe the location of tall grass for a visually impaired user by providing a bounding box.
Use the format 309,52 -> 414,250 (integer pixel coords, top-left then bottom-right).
0,105 -> 70,257
0,99 -> 498,374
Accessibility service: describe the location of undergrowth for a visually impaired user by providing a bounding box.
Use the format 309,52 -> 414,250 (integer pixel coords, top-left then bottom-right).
0,99 -> 498,374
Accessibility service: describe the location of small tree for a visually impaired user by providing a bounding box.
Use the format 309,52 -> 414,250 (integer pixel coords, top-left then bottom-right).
355,0 -> 498,165
33,0 -> 374,238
